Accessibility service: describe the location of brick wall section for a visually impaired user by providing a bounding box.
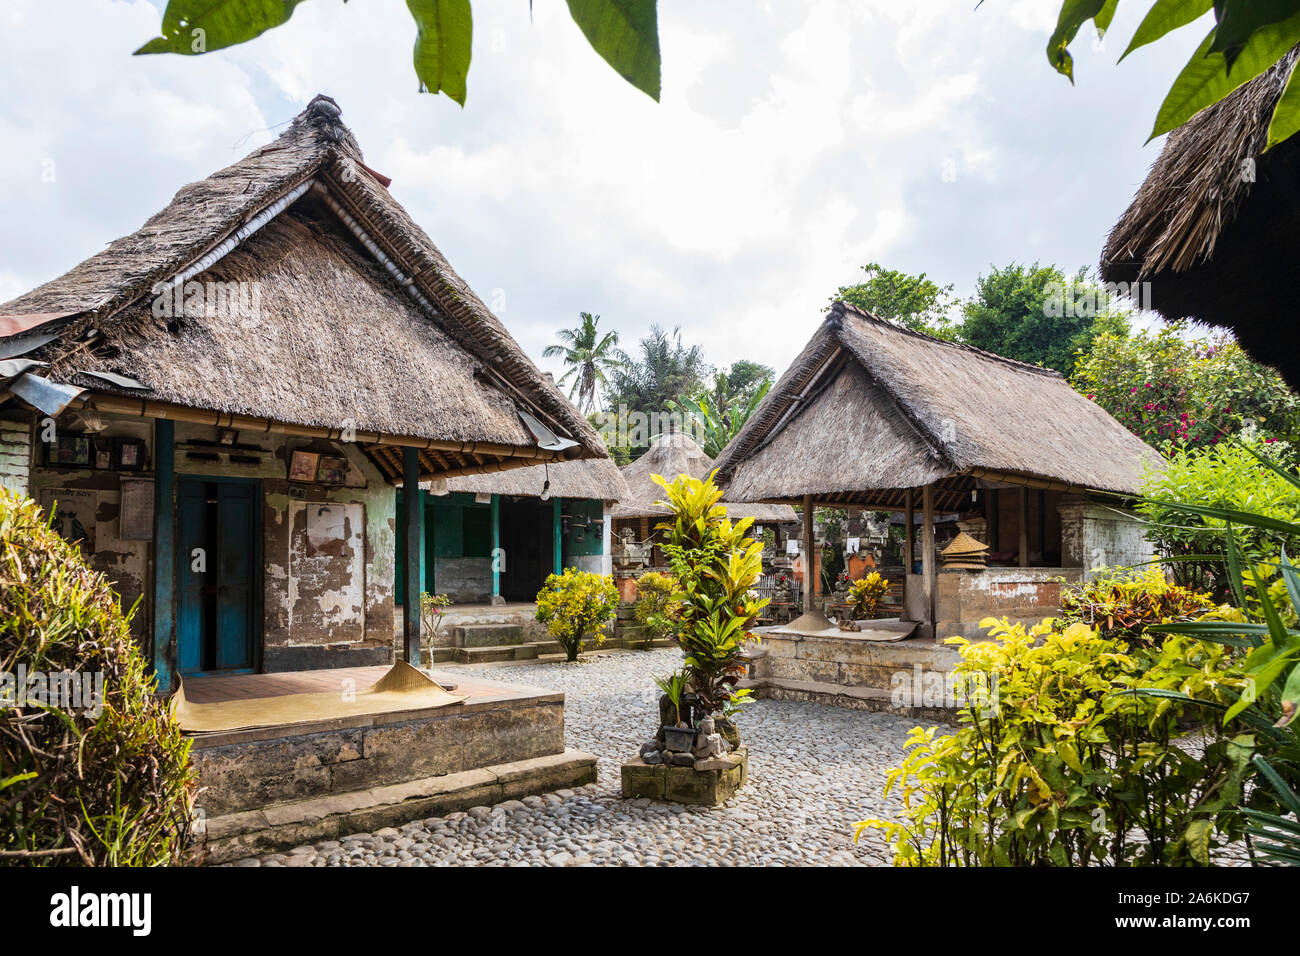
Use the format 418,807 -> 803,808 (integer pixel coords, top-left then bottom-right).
0,415 -> 32,496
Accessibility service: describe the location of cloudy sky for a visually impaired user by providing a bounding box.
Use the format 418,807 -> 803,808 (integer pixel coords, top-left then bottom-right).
0,1 -> 1206,382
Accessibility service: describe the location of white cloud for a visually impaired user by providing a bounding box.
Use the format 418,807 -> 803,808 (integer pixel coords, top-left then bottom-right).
1,0 -> 1209,387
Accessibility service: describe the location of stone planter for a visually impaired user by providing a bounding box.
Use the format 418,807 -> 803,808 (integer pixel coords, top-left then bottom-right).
621,747 -> 748,806
660,725 -> 697,753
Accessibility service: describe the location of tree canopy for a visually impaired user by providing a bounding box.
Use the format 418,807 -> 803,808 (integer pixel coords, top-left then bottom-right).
959,263 -> 1129,374
833,262 -> 957,340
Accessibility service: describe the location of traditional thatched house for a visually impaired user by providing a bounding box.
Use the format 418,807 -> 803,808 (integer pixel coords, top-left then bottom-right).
610,423 -> 796,574
0,95 -> 607,689
1100,47 -> 1300,386
393,454 -> 628,607
713,301 -> 1163,650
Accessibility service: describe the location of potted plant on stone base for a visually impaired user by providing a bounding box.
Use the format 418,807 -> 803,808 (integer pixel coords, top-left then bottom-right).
622,472 -> 768,805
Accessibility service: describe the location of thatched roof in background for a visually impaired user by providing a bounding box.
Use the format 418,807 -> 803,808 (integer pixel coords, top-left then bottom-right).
446,454 -> 629,502
611,427 -> 798,523
0,95 -> 607,479
1100,47 -> 1300,387
714,302 -> 1162,505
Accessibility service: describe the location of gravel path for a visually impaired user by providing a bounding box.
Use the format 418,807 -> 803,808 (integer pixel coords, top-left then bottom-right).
232,648 -> 920,867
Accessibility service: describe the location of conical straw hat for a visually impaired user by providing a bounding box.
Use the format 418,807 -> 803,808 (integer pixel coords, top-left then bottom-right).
940,532 -> 989,557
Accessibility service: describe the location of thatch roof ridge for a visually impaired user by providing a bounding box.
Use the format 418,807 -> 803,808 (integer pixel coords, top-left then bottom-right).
0,94 -> 603,457
1101,46 -> 1300,281
715,302 -> 1163,501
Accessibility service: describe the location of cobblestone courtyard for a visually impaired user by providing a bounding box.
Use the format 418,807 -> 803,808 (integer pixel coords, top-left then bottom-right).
230,648 -> 923,867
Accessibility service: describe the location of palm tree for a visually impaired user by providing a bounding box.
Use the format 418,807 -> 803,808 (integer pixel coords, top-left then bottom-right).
542,312 -> 623,413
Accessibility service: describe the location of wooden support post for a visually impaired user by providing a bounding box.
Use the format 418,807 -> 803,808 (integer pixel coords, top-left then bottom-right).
904,488 -> 915,572
553,497 -> 563,575
152,419 -> 175,692
804,495 -> 816,609
490,493 -> 503,605
402,447 -> 423,667
1018,487 -> 1029,568
922,484 -> 936,641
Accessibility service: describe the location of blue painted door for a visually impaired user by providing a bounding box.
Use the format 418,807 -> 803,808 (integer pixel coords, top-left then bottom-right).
177,477 -> 258,675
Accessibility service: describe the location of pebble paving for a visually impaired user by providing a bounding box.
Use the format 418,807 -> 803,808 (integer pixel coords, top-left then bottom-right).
230,648 -> 920,867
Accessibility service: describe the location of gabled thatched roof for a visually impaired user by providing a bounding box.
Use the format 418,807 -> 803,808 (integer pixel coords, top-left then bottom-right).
1100,47 -> 1300,386
611,426 -> 798,524
446,454 -> 629,502
713,302 -> 1162,506
0,95 -> 606,480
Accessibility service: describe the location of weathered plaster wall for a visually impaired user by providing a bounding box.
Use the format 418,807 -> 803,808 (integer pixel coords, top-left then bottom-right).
933,567 -> 1083,641
170,427 -> 397,661
433,556 -> 493,602
27,416 -> 154,647
1058,495 -> 1152,579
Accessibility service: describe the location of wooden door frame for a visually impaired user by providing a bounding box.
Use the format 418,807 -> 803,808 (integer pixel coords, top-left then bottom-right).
175,474 -> 264,676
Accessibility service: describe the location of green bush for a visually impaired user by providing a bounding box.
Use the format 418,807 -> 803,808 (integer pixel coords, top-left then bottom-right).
631,571 -> 680,651
0,489 -> 196,866
1139,442 -> 1300,598
857,617 -> 1253,866
535,568 -> 618,662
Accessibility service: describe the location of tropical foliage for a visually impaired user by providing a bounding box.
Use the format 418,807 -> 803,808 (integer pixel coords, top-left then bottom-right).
652,472 -> 767,717
1056,566 -> 1220,648
1073,323 -> 1300,458
857,617 -> 1254,866
847,572 -> 890,620
631,571 -> 682,651
535,568 -> 619,662
0,490 -> 196,866
1138,442 -> 1300,598
542,311 -> 624,413
1045,0 -> 1300,149
137,0 -> 662,105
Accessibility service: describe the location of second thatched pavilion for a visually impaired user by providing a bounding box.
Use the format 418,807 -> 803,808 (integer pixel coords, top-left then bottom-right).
712,302 -> 1161,708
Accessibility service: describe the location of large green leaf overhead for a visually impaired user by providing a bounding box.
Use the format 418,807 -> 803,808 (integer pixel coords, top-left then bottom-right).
565,0 -> 661,101
136,0 -> 311,55
407,0 -> 472,105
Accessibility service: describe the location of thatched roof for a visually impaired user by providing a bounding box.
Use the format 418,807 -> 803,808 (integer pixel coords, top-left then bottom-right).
446,454 -> 628,502
1100,47 -> 1300,386
713,302 -> 1163,509
0,95 -> 606,481
611,426 -> 798,524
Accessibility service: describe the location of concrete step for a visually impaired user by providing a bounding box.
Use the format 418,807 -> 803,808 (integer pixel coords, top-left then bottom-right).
453,623 -> 525,648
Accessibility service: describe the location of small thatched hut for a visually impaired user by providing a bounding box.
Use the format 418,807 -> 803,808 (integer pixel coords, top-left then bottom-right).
1100,46 -> 1300,386
610,424 -> 796,567
713,301 -> 1162,641
0,94 -> 608,685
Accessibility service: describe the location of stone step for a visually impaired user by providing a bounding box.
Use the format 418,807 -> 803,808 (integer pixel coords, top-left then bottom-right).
453,623 -> 525,647
201,749 -> 597,863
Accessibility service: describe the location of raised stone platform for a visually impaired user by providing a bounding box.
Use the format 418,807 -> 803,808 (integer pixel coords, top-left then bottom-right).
184,665 -> 595,862
750,624 -> 962,717
621,748 -> 748,806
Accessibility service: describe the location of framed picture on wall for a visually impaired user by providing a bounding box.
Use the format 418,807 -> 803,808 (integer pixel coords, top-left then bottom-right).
289,450 -> 319,482
46,433 -> 91,468
315,455 -> 348,484
115,438 -> 146,471
93,439 -> 112,470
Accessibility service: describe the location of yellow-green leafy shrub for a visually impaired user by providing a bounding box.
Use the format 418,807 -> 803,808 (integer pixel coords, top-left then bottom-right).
632,571 -> 681,650
1057,566 -> 1221,648
857,617 -> 1253,866
535,568 -> 618,662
